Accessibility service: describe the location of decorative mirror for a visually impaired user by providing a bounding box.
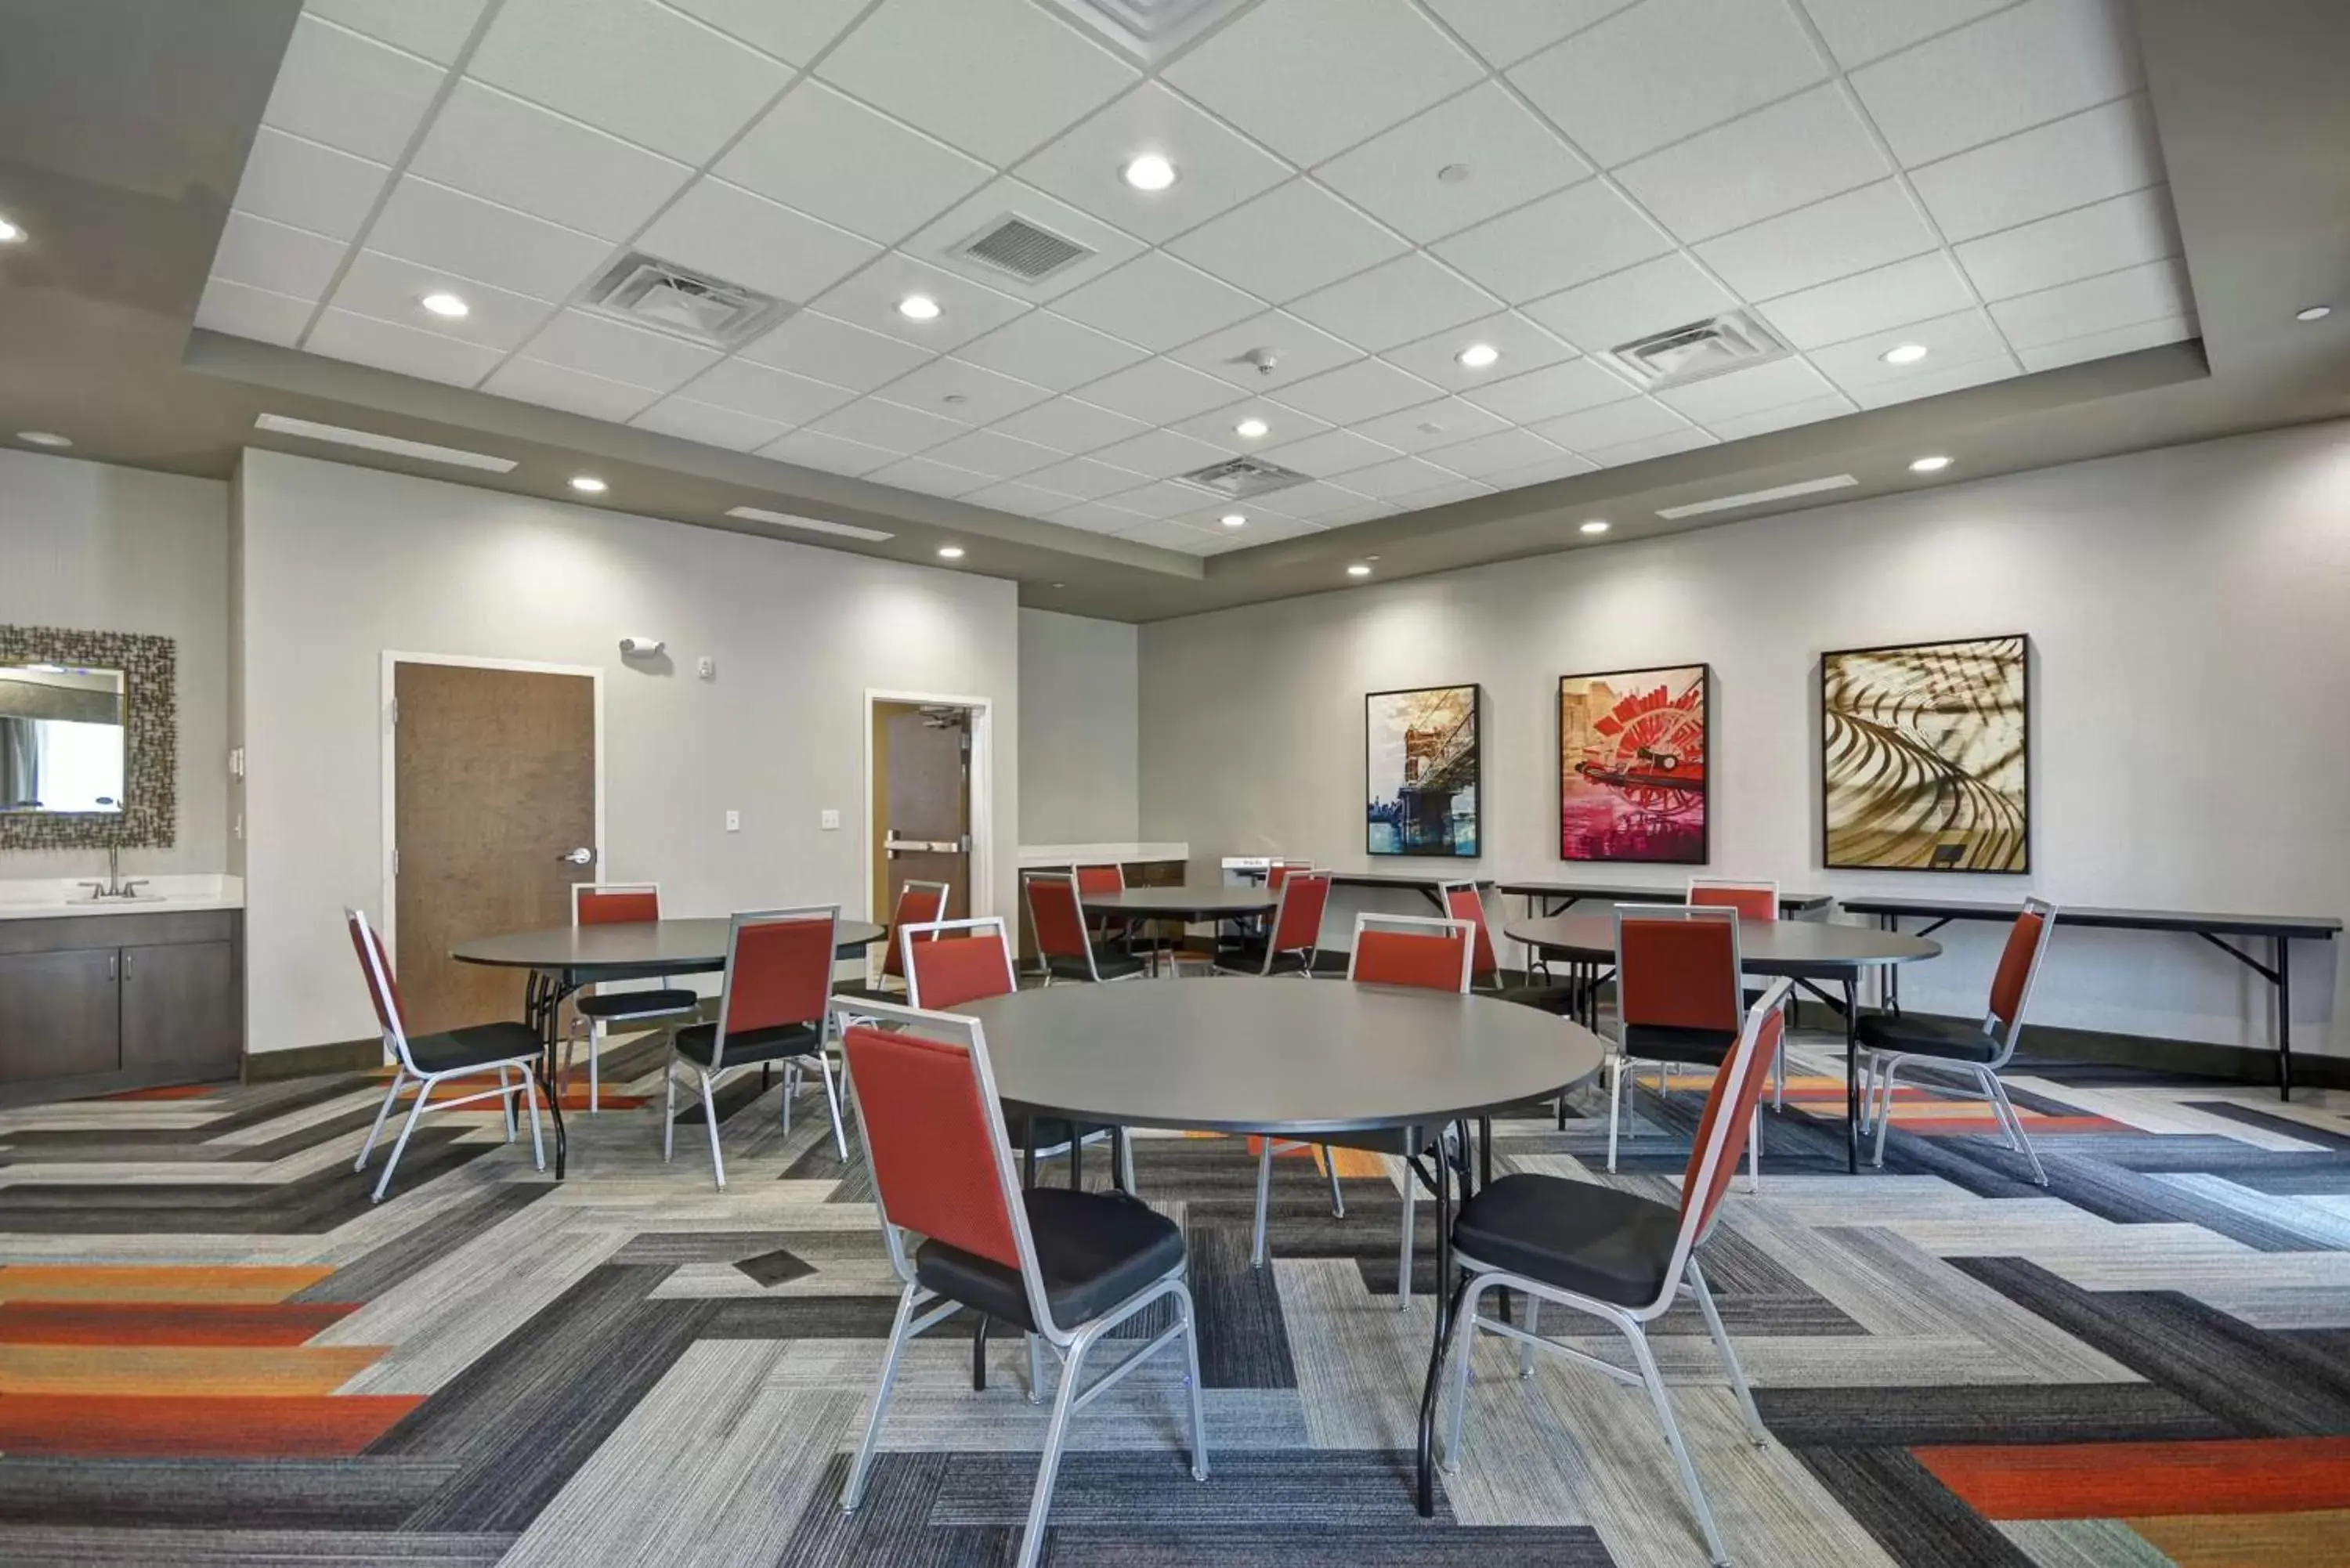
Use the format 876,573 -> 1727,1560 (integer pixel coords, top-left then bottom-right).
0,626 -> 175,851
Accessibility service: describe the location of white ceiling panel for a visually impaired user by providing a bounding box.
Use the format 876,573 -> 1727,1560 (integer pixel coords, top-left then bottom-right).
1482,451 -> 1600,489
759,426 -> 898,476
1459,356 -> 1638,422
1795,0 -> 2014,70
1432,180 -> 1671,305
194,276 -> 314,346
1019,455 -> 1149,500
467,0 -> 791,164
368,176 -> 614,300
901,178 -> 1147,304
1343,455 -> 1473,500
261,15 -> 447,164
1314,84 -> 1591,244
211,211 -> 346,302
866,454 -> 992,498
518,308 -> 721,392
1287,253 -> 1499,353
302,0 -> 490,66
1072,358 -> 1245,426
1531,394 -> 1689,453
989,396 -> 1151,453
1989,258 -> 2189,349
1164,0 -> 1485,168
1258,428 -> 1403,478
817,0 -> 1137,166
1954,186 -> 2179,302
1851,0 -> 2142,168
1100,479 -> 1217,519
1509,0 -> 1830,167
1382,311 -> 1575,391
1908,95 -> 2161,243
1271,358 -> 1446,425
1047,499 -> 1151,533
1522,254 -> 1735,353
718,82 -> 993,248
1193,512 -> 1325,546
2016,312 -> 2193,371
806,254 -> 1031,353
677,356 -> 860,425
808,396 -> 971,455
1582,425 -> 1718,467
1165,311 -> 1363,392
306,307 -> 505,385
1758,252 -> 1976,350
955,311 -> 1149,393
407,81 -> 692,241
1014,83 -> 1290,246
1258,480 -> 1380,519
481,356 -> 661,421
1848,352 -> 2019,408
1693,181 -> 1938,303
1316,497 -> 1405,526
1423,427 -> 1570,479
628,395 -> 790,452
1167,181 -> 1409,305
1350,397 -> 1509,455
1701,391 -> 1858,442
735,311 -> 935,392
638,180 -> 880,307
232,129 -> 391,242
1419,0 -> 1641,70
1051,253 -> 1262,354
1088,428 -> 1233,480
1806,308 -> 2012,393
1615,85 -> 1889,244
876,357 -> 1054,425
1654,356 -> 1835,422
1389,476 -> 1492,508
1163,398 -> 1331,455
663,0 -> 867,66
920,428 -> 1066,481
324,248 -> 558,350
1113,518 -> 1224,554
964,479 -> 1091,515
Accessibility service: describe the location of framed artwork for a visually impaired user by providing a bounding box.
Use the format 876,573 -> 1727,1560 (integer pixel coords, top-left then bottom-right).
1365,685 -> 1480,858
1821,634 -> 2029,873
1558,664 -> 1708,864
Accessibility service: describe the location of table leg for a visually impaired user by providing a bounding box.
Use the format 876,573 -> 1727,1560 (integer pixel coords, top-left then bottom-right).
1416,1117 -> 1461,1517
1843,977 -> 1860,1175
1069,1127 -> 1083,1190
1022,1115 -> 1038,1190
972,1313 -> 989,1391
2277,937 -> 2293,1102
526,970 -> 571,1181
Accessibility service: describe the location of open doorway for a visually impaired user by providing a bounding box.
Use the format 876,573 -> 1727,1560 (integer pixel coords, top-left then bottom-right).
866,692 -> 993,938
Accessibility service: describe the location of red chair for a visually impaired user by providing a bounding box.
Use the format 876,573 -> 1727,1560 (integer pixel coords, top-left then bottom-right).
1435,978 -> 1794,1567
1609,905 -> 1761,1192
345,908 -> 544,1203
1217,869 -> 1331,976
1025,872 -> 1147,984
665,906 -> 843,1188
838,879 -> 950,1003
1687,878 -> 1789,1108
1860,897 -> 2059,1185
1441,879 -> 1580,1014
566,882 -> 698,1115
830,995 -> 1206,1568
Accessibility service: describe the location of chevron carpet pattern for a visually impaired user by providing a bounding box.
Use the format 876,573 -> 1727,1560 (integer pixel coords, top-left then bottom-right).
2,1017 -> 2348,1567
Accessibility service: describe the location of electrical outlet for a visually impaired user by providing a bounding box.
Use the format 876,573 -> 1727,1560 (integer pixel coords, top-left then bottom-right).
725,810 -> 741,833
820,809 -> 841,830
697,656 -> 715,681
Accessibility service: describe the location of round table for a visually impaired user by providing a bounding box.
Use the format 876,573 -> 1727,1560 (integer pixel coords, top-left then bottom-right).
1075,884 -> 1277,922
956,977 -> 1605,1516
454,916 -> 884,1177
1502,912 -> 1941,1172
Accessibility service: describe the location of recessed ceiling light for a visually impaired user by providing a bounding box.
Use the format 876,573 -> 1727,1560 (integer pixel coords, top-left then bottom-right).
0,215 -> 24,244
1220,513 -> 1246,528
938,545 -> 966,559
16,431 -> 71,448
1234,417 -> 1269,439
1579,519 -> 1610,535
1346,563 -> 1372,578
1122,154 -> 1177,192
569,475 -> 609,494
1880,342 -> 1929,365
897,294 -> 942,321
1456,342 -> 1501,370
1908,455 -> 1953,474
420,291 -> 469,319
2296,305 -> 2332,322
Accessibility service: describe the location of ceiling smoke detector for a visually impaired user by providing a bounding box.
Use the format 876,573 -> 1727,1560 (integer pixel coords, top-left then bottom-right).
1175,455 -> 1311,500
583,255 -> 791,349
1605,309 -> 1791,390
953,212 -> 1095,284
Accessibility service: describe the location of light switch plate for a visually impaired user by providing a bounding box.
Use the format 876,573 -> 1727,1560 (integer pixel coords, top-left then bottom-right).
821,809 -> 841,830
725,810 -> 741,833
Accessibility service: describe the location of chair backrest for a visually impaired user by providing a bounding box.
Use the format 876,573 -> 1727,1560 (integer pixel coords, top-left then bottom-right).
1264,869 -> 1332,969
880,880 -> 951,980
902,916 -> 1018,1011
344,907 -> 415,1073
1665,977 -> 1795,1282
1687,878 -> 1777,922
1348,912 -> 1474,994
1024,873 -> 1095,974
712,906 -> 838,1067
1438,880 -> 1500,985
573,881 -> 660,926
1614,904 -> 1743,1034
1266,860 -> 1308,891
1984,897 -> 2059,1060
1072,862 -> 1125,896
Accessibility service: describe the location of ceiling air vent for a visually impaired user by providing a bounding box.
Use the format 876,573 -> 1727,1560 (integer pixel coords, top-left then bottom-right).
1175,456 -> 1310,500
1037,0 -> 1253,64
583,254 -> 791,349
953,214 -> 1094,284
1605,309 -> 1790,390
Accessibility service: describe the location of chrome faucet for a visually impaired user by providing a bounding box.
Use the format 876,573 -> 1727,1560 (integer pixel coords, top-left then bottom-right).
75,800 -> 149,901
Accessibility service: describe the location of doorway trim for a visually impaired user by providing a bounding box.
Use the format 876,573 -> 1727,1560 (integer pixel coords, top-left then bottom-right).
378,650 -> 607,963
863,688 -> 995,929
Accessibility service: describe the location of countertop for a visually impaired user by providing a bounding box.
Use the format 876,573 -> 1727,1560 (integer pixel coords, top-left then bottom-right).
0,874 -> 244,920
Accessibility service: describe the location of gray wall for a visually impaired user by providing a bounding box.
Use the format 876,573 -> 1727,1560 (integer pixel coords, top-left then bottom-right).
238,450 -> 1021,1056
1141,421 -> 2350,1057
0,449 -> 230,878
1018,609 -> 1139,846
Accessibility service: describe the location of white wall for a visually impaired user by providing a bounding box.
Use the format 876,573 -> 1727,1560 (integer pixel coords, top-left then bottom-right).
238,450 -> 1020,1056
1141,421 -> 2350,1058
1018,609 -> 1139,846
0,449 -> 230,877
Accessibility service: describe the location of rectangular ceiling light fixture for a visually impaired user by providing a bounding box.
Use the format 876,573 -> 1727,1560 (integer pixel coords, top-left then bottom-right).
253,414 -> 517,471
725,505 -> 894,542
1655,474 -> 1858,519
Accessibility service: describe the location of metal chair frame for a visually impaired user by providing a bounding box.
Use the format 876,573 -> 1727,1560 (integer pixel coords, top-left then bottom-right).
1025,871 -> 1149,986
1686,878 -> 1789,1110
1217,868 -> 1329,977
1608,904 -> 1764,1193
566,880 -> 697,1115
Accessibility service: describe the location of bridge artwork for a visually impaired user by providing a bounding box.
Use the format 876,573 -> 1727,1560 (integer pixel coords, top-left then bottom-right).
1366,684 -> 1480,858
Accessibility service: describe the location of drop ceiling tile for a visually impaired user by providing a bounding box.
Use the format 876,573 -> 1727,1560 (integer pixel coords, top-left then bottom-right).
407,81 -> 692,241
1051,253 -> 1263,354
628,395 -> 790,451
1390,477 -> 1494,510
1113,518 -> 1224,555
1432,181 -> 1672,305
1340,455 -> 1470,500
663,0 -> 866,65
1066,358 -> 1244,430
1164,399 -> 1332,456
1382,311 -> 1576,391
759,426 -> 898,475
326,249 -> 559,350
1088,428 -> 1233,480
989,396 -> 1151,453
867,455 -> 994,498
1164,312 -> 1364,392
1014,83 -> 1289,246
2016,311 -> 2194,371
212,211 -> 345,301
260,15 -> 446,164
807,255 -> 1031,353
677,356 -> 860,425
1318,499 -> 1404,527
1289,254 -> 1500,354
1615,85 -> 1890,244
1458,356 -> 1638,422
1853,0 -> 2143,168
1521,254 -> 1736,353
1271,358 -> 1447,425
306,307 -> 505,385
193,276 -> 314,346
1167,180 -> 1409,305
638,180 -> 879,308
1046,499 -> 1151,533
962,481 -> 1079,518
1702,391 -> 1859,442
736,313 -> 931,392
231,128 -> 391,241
1164,0 -> 1485,168
1509,0 -> 1829,167
807,396 -> 971,454
1990,258 -> 2189,349
1654,356 -> 1835,422
1531,395 -> 1690,453
1798,0 -> 2014,69
1909,96 -> 2161,242
1019,455 -> 1148,500
1197,512 -> 1325,545
1101,479 -> 1216,520
1484,452 -> 1600,489
518,308 -> 720,392
1258,428 -> 1403,479
1693,180 -> 1939,302
1259,480 -> 1379,519
817,0 -> 1137,166
1350,397 -> 1509,455
920,427 -> 1065,480
877,357 -> 1054,426
481,356 -> 662,421
1582,426 -> 1718,468
1848,352 -> 2017,406
467,0 -> 791,164
1423,427 -> 1571,479
303,0 -> 490,64
369,177 -> 613,301
1419,0 -> 1641,68
1808,308 -> 2012,392
953,311 -> 1147,394
1315,85 -> 1591,244
1758,252 -> 1976,351
1955,187 -> 2180,303
902,178 -> 1148,303
718,81 -> 993,247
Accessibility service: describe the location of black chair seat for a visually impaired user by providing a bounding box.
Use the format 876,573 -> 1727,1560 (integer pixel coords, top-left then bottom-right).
1016,1115 -> 1117,1154
1045,948 -> 1148,982
1452,1172 -> 1681,1310
577,987 -> 698,1020
407,1021 -> 544,1075
1491,982 -> 1581,1015
915,1188 -> 1183,1333
1621,1022 -> 1740,1065
1856,1011 -> 2001,1064
674,1020 -> 823,1070
1215,939 -> 1310,976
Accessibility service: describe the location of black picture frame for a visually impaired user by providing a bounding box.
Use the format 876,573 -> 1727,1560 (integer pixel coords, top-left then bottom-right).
1365,683 -> 1481,859
1557,663 -> 1711,865
1820,633 -> 2030,873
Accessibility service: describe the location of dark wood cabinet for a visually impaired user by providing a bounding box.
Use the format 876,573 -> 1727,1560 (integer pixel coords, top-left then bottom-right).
0,909 -> 242,1107
0,947 -> 122,1083
122,939 -> 239,1076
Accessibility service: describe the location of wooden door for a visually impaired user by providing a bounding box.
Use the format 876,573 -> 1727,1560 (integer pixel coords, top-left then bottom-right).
120,941 -> 238,1078
873,703 -> 971,923
394,662 -> 595,1035
0,948 -> 120,1083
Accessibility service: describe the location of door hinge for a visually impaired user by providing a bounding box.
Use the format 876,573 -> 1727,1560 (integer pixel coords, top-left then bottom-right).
391,848 -> 400,876
960,730 -> 971,753
960,832 -> 972,853
387,698 -> 400,727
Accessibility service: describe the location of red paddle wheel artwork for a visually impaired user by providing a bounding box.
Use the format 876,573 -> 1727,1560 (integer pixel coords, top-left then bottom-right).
1558,666 -> 1709,864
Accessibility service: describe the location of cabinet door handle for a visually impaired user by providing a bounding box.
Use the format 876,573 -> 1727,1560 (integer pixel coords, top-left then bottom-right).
122,952 -> 132,981
108,952 -> 119,981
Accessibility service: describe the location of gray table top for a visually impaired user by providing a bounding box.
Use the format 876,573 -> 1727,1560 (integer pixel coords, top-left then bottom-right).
1079,884 -> 1278,919
452,916 -> 887,974
1503,913 -> 1940,976
957,976 -> 1606,1134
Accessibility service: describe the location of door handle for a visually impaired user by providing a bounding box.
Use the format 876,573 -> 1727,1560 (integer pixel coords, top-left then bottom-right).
122,952 -> 132,981
884,836 -> 961,855
558,847 -> 596,865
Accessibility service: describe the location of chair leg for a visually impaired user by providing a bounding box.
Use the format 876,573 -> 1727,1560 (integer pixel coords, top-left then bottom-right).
1772,1032 -> 1786,1112
780,1062 -> 795,1140
1606,1056 -> 1625,1172
1322,1146 -> 1345,1218
1026,1332 -> 1046,1406
842,1282 -> 920,1512
522,1060 -> 545,1172
1518,1296 -> 1541,1379
497,1065 -> 516,1143
1176,1281 -> 1209,1481
1119,1129 -> 1137,1194
1983,1068 -> 2048,1186
815,1051 -> 850,1161
699,1070 -> 727,1191
1687,1259 -> 1766,1446
1442,1277 -> 1490,1469
371,1075 -> 435,1204
662,1045 -> 678,1163
356,1069 -> 405,1172
1871,1056 -> 1904,1169
1250,1139 -> 1274,1267
1622,1320 -> 1730,1566
1015,1324 -> 1094,1568
1397,1160 -> 1416,1313
1746,1107 -> 1761,1195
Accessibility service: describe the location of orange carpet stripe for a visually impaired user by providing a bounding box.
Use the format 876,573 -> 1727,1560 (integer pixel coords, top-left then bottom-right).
1914,1437 -> 2350,1519
0,1264 -> 334,1304
0,1393 -> 422,1458
0,1343 -> 389,1397
2128,1508 -> 2350,1564
96,1083 -> 220,1100
0,1300 -> 359,1346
